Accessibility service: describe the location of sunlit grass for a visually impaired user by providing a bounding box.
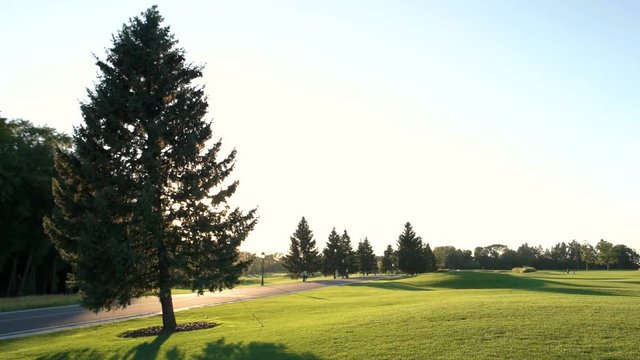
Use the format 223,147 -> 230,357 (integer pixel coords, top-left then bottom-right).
2,270 -> 639,359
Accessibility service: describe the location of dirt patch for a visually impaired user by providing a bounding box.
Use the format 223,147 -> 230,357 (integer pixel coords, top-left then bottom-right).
119,321 -> 217,338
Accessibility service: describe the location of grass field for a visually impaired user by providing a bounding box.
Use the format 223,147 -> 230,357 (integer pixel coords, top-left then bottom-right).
2,270 -> 639,359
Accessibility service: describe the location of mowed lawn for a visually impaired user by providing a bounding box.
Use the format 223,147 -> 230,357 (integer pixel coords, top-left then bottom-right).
2,270 -> 639,359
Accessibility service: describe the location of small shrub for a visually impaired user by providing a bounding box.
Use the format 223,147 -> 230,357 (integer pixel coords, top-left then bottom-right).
512,266 -> 537,273
436,269 -> 450,273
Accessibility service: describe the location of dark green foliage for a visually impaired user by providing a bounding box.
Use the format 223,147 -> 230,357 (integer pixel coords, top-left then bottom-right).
516,243 -> 541,268
356,238 -> 376,275
297,218 -> 321,274
0,116 -> 71,296
322,228 -> 341,278
422,243 -> 436,272
381,245 -> 395,273
321,228 -> 355,278
611,245 -> 639,269
282,237 -> 301,279
339,230 -> 357,278
43,7 -> 256,332
282,217 -> 320,278
396,222 -> 427,274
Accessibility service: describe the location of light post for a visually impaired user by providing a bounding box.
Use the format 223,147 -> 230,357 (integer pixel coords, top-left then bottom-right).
260,252 -> 265,286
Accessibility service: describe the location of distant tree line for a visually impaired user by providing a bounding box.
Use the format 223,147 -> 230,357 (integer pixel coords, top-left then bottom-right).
280,219 -> 639,279
383,238 -> 639,272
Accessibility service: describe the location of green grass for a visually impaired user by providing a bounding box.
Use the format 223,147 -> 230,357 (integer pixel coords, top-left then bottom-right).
2,270 -> 639,359
0,294 -> 81,312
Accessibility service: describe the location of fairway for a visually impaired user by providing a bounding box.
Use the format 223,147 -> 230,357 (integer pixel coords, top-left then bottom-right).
1,271 -> 639,359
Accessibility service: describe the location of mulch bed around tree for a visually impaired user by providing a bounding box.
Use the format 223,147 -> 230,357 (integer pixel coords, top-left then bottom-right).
119,321 -> 218,338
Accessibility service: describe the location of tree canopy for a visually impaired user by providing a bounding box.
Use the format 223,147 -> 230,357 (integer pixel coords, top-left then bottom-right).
356,238 -> 376,275
396,222 -> 428,274
44,7 -> 256,333
283,217 -> 320,278
0,116 -> 71,296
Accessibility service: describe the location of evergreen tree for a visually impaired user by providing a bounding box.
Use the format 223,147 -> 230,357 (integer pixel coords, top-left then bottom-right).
322,228 -> 342,278
338,230 -> 356,278
423,243 -> 436,272
381,245 -> 395,273
297,217 -> 321,275
283,217 -> 320,278
43,7 -> 256,333
356,238 -> 376,275
396,222 -> 426,274
282,235 -> 301,279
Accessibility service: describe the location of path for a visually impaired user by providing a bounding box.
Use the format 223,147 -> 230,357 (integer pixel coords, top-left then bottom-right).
0,276 -> 389,340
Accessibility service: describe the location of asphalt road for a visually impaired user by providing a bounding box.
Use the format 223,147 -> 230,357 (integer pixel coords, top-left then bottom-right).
0,276 -> 388,340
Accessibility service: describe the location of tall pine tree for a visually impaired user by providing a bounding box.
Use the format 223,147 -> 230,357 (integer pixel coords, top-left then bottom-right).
283,217 -> 320,279
423,243 -> 436,272
396,222 -> 426,274
322,228 -> 341,278
338,230 -> 356,278
356,238 -> 376,276
43,7 -> 256,333
297,217 -> 321,275
381,244 -> 396,273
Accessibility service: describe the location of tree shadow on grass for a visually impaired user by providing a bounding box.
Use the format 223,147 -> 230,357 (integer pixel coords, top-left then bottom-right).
190,338 -> 320,359
38,336 -> 318,360
123,332 -> 172,360
352,271 -> 630,297
351,281 -> 430,291
37,349 -> 118,360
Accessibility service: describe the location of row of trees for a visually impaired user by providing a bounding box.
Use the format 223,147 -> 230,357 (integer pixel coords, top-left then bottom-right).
0,117 -> 72,296
380,239 -> 639,273
471,240 -> 638,271
282,220 -> 640,278
282,217 -> 377,279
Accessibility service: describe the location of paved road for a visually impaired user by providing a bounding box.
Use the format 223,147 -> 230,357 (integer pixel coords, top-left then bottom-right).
0,276 -> 389,340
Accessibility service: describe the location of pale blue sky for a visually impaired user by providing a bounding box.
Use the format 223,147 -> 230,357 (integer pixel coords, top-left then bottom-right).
2,1 -> 639,254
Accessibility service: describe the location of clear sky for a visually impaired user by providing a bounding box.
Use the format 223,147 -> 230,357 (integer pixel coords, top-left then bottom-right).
2,0 -> 639,255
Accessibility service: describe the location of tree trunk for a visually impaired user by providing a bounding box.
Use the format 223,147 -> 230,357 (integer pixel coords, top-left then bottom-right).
159,285 -> 176,333
158,242 -> 176,333
18,255 -> 33,296
6,257 -> 18,296
51,255 -> 58,294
